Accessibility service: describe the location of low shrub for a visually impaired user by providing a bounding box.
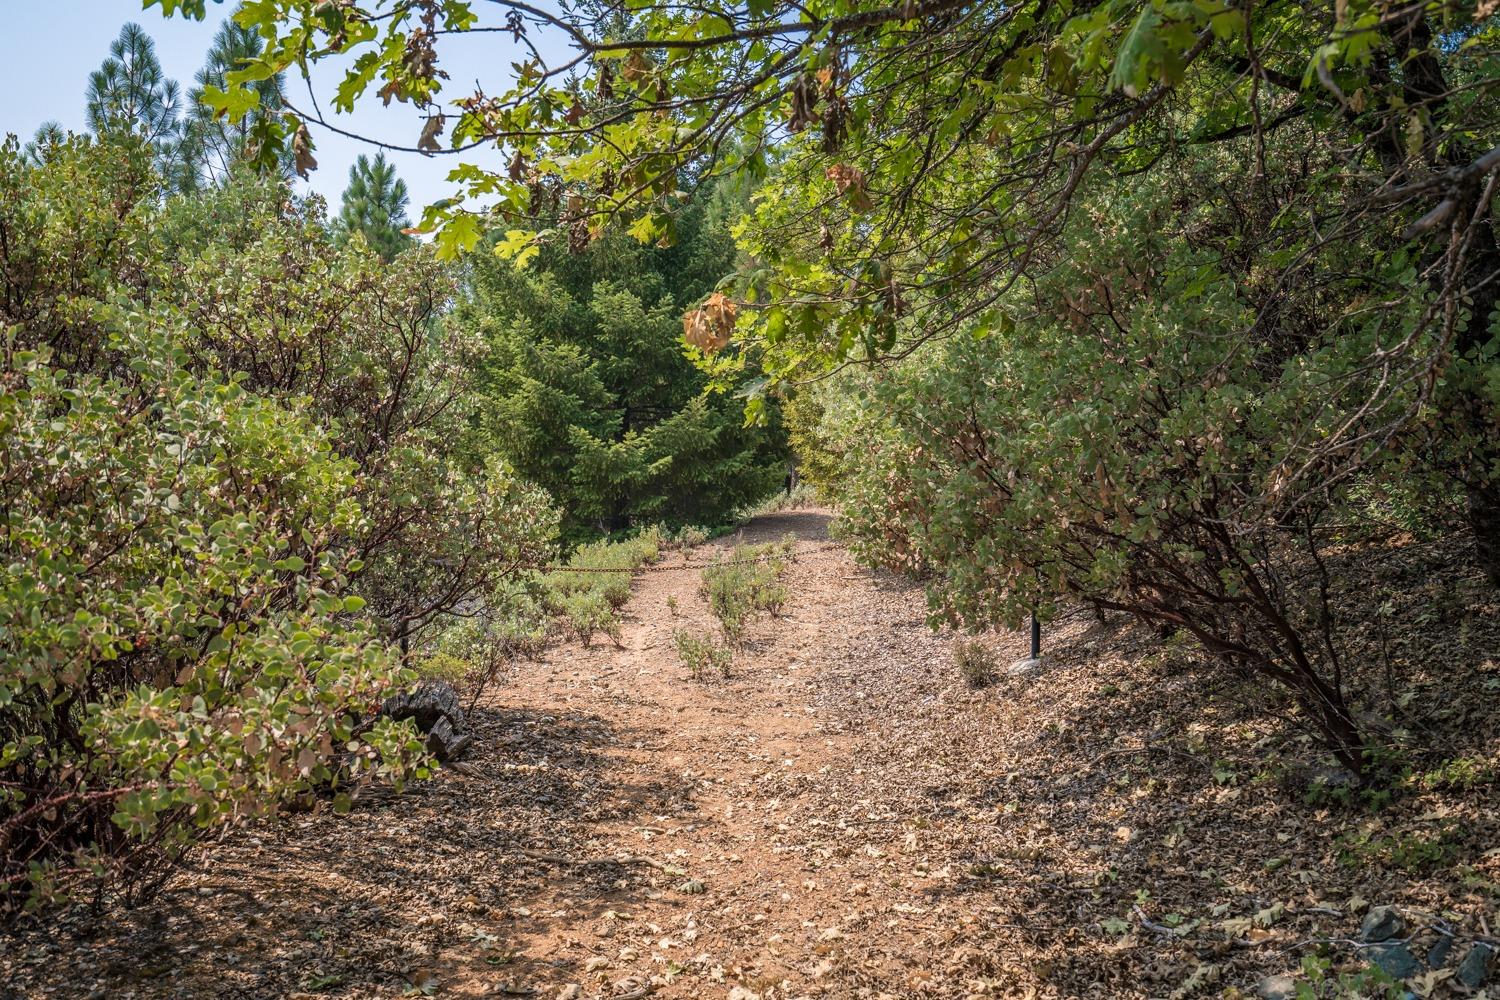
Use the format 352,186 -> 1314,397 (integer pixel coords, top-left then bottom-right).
700,539 -> 795,646
0,137 -> 554,913
415,652 -> 473,686
545,526 -> 663,604
674,630 -> 733,680
539,526 -> 665,645
0,305 -> 430,913
1336,824 -> 1461,874
952,638 -> 996,689
561,591 -> 621,647
671,525 -> 712,548
414,578 -> 552,709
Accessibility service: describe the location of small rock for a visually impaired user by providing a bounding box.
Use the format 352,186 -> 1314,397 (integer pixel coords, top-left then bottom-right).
1427,935 -> 1454,969
1367,942 -> 1421,980
1007,657 -> 1042,677
1457,942 -> 1496,988
1360,905 -> 1406,943
677,879 -> 706,895
1255,973 -> 1297,1000
1307,764 -> 1360,789
557,986 -> 581,1000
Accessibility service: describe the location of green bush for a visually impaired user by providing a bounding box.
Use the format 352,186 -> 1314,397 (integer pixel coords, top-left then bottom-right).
561,591 -> 621,647
1336,825 -> 1461,874
0,305 -> 427,911
673,630 -> 733,680
812,163 -> 1450,778
414,652 -> 473,686
0,136 -> 554,912
699,540 -> 794,646
536,526 -> 667,645
670,525 -> 711,548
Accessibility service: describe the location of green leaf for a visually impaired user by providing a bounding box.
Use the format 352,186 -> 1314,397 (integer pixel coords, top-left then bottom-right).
1108,7 -> 1164,97
435,213 -> 482,259
199,83 -> 264,122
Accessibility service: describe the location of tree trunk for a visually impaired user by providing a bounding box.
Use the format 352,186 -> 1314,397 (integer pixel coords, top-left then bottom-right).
1296,671 -> 1366,779
1468,476 -> 1500,587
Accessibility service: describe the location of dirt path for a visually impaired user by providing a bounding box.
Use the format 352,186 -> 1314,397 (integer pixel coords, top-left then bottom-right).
6,511 -> 1037,1000
9,510 -> 1500,999
443,508 -> 1042,1000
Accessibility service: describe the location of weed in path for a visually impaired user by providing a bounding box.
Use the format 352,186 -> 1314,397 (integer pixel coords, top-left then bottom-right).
539,527 -> 666,646
699,537 -> 796,647
674,630 -> 733,680
953,638 -> 996,689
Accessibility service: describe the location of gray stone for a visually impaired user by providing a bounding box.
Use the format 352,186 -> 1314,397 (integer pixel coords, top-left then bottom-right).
1457,942 -> 1496,989
1367,942 -> 1422,980
1307,764 -> 1360,789
1006,657 -> 1042,676
1426,935 -> 1453,969
1255,974 -> 1297,1000
1360,905 -> 1406,943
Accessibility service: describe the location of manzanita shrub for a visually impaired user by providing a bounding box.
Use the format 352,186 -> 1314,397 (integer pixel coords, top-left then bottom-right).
0,135 -> 553,912
153,173 -> 557,649
0,313 -> 422,909
813,164 -> 1449,778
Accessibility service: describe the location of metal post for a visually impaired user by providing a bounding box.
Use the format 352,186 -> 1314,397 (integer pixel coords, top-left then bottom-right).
1009,609 -> 1043,676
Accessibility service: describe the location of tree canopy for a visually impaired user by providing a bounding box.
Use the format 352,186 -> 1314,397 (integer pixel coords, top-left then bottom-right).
176,19 -> 287,189
86,22 -> 185,176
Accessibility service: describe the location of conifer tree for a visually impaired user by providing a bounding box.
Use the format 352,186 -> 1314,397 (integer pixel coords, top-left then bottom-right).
178,21 -> 285,190
21,122 -> 66,166
462,195 -> 785,540
85,23 -> 182,176
333,153 -> 413,260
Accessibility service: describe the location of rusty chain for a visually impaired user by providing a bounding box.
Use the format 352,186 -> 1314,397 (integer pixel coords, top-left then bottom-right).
541,542 -> 845,573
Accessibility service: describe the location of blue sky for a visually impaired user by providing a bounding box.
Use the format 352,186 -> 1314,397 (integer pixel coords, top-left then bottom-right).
0,1 -> 561,213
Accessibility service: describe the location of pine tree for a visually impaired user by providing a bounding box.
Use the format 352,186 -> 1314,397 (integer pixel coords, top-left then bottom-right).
333,153 -> 413,260
22,122 -> 66,166
86,23 -> 183,174
178,21 -> 286,190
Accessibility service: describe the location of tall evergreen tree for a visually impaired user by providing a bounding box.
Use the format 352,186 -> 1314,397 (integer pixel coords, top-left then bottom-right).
85,23 -> 182,174
461,195 -> 785,541
177,21 -> 285,190
333,153 -> 413,260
